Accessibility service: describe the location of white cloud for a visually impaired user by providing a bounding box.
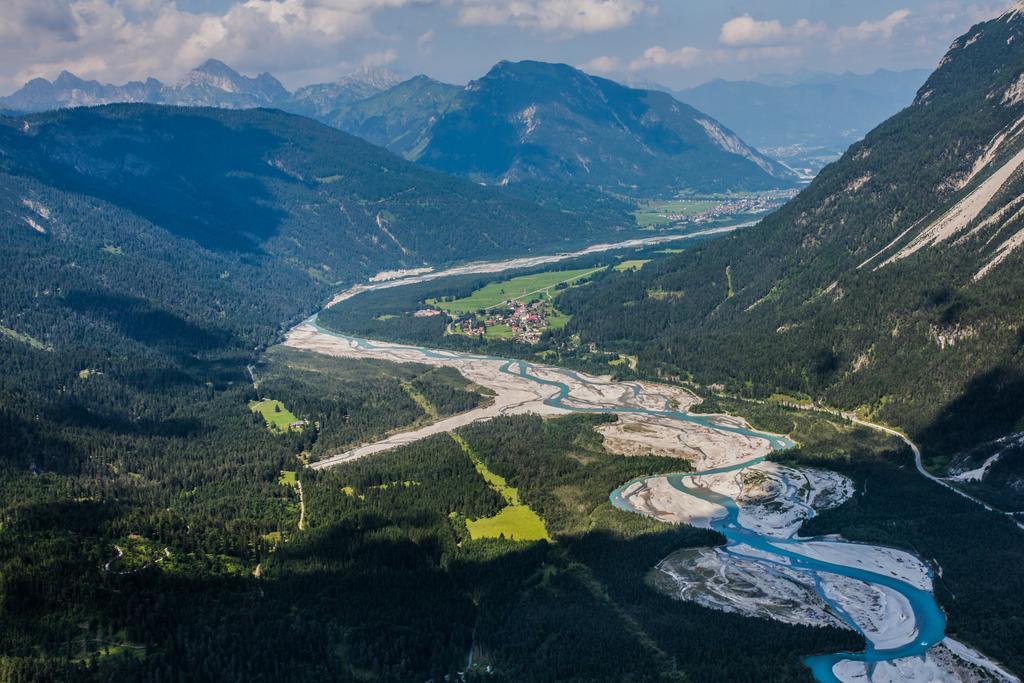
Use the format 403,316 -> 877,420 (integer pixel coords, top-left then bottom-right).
836,9 -> 911,43
360,48 -> 398,67
416,28 -> 435,55
0,0 -> 431,92
629,45 -> 701,70
578,55 -> 622,74
456,0 -> 650,34
720,15 -> 825,47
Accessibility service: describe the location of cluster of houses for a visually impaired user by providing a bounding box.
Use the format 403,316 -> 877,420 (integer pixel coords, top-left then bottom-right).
669,190 -> 799,225
450,299 -> 552,343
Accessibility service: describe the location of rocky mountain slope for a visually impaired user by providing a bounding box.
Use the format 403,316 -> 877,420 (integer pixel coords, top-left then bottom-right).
555,5 -> 1024,488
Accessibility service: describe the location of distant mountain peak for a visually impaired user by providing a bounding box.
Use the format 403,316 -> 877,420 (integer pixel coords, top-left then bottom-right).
336,66 -> 403,90
285,67 -> 405,118
177,59 -> 288,104
193,59 -> 236,76
54,71 -> 86,86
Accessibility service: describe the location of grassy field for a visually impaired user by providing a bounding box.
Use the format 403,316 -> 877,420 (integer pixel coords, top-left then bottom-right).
451,434 -> 551,542
278,470 -> 298,487
483,324 -> 514,340
614,260 -> 651,272
1,325 -> 46,350
546,310 -> 571,330
71,637 -> 146,665
428,267 -> 603,314
466,506 -> 550,541
250,399 -> 303,433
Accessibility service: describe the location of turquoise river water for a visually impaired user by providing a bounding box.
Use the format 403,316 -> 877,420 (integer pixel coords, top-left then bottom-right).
309,320 -> 947,681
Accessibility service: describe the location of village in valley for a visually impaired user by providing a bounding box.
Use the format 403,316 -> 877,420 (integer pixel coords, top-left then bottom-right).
416,298 -> 557,344
457,299 -> 555,343
419,267 -> 596,344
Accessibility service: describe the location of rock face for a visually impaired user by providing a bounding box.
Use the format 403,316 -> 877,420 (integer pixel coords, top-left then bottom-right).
172,59 -> 289,108
412,60 -> 796,196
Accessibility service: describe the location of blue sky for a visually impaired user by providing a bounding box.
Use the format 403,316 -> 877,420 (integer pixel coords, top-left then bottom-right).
0,1 -> 1013,93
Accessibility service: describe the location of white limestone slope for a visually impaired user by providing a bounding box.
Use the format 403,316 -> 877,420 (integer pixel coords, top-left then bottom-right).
879,145 -> 1024,267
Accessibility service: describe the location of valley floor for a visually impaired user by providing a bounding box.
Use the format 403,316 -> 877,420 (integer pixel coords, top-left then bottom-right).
287,310 -> 1017,682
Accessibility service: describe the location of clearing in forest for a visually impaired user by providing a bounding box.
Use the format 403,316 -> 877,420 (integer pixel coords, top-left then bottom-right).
614,259 -> 651,272
450,434 -> 551,542
250,399 -> 303,433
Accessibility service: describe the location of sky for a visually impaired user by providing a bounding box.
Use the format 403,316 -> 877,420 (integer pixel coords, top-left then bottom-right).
0,0 -> 1016,94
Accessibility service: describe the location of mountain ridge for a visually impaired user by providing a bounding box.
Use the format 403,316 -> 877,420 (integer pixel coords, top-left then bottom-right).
553,8 -> 1024,476
673,68 -> 930,174
410,60 -> 797,196
0,59 -> 796,197
0,61 -> 401,114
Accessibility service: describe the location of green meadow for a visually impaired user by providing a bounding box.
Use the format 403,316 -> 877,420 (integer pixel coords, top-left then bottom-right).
250,399 -> 303,433
429,267 -> 602,314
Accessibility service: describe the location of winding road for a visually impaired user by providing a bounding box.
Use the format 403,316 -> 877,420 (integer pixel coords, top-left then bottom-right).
848,416 -> 1024,533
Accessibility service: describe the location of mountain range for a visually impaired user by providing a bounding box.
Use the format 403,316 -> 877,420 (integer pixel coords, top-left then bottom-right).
1,60 -> 798,196
0,60 -> 401,116
0,105 -> 621,336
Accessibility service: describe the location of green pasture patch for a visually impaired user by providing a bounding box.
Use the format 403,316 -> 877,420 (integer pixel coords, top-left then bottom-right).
250,399 -> 303,433
615,260 -> 650,272
0,325 -> 46,350
428,267 -> 603,314
466,505 -> 551,542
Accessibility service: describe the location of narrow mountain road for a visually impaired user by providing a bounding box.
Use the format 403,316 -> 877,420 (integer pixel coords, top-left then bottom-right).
848,416 -> 1024,533
297,479 -> 307,531
104,544 -> 124,572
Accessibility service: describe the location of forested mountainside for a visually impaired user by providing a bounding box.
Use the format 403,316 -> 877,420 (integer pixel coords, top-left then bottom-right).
411,61 -> 795,196
1,105 -> 619,274
327,75 -> 461,158
0,102 -> 625,484
0,103 -> 623,680
555,8 -> 1024,473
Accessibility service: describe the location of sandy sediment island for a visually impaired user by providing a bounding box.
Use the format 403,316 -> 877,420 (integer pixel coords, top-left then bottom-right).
617,476 -> 728,527
597,413 -> 773,470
